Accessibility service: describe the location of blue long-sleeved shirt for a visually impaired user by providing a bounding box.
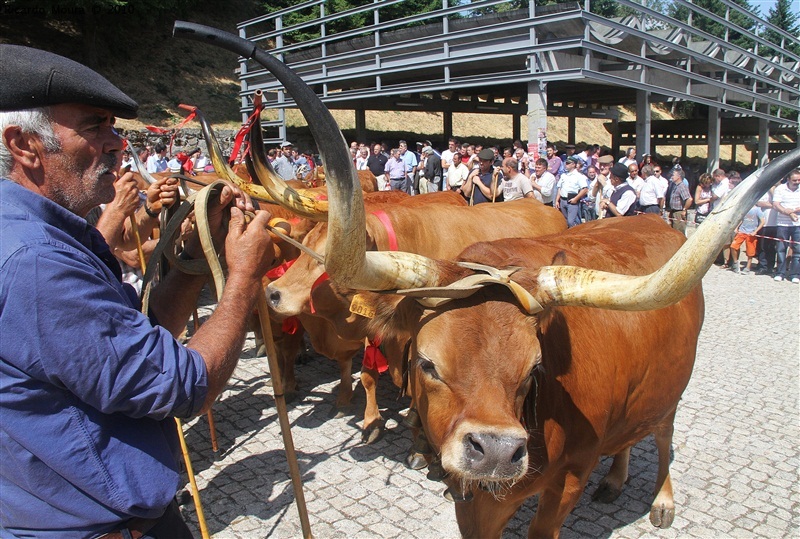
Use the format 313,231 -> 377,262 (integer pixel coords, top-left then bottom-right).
0,179 -> 208,538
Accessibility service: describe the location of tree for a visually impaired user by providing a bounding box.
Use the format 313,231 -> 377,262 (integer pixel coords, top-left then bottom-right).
762,0 -> 800,57
668,0 -> 758,50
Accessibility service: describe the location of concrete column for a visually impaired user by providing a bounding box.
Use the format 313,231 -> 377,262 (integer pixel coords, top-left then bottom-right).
443,110 -> 453,141
757,104 -> 769,167
355,109 -> 367,143
636,90 -> 651,158
526,81 -> 548,159
707,106 -> 720,172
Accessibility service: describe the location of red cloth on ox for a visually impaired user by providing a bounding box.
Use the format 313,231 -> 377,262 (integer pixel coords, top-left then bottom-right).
281,316 -> 300,335
229,106 -> 262,166
363,336 -> 388,373
265,258 -> 296,280
370,210 -> 398,251
309,271 -> 329,314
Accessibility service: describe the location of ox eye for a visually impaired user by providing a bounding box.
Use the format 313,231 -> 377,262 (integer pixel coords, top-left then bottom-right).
417,357 -> 440,380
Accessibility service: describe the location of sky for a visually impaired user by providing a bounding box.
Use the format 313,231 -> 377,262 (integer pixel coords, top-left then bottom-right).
748,0 -> 798,18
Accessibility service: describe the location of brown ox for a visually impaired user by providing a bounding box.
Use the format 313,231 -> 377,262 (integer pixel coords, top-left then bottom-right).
180,25 -> 798,536
266,196 -> 566,440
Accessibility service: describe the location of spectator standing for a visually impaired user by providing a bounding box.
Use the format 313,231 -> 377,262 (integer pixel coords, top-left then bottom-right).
146,142 -> 168,173
355,147 -> 369,171
772,169 -> 800,283
601,163 -> 637,218
384,148 -> 406,191
638,164 -> 662,214
419,146 -> 442,192
756,181 -> 780,276
193,148 -> 209,172
273,141 -> 295,180
555,155 -> 589,227
592,155 -> 615,218
582,165 -> 599,221
500,157 -> 535,201
694,173 -> 714,225
367,143 -> 389,191
710,168 -> 730,211
619,147 -> 637,167
446,152 -> 469,197
462,148 -> 502,205
729,205 -> 765,274
398,140 -> 418,194
441,137 -> 458,174
666,168 -> 693,235
546,143 -> 563,182
531,157 -> 557,206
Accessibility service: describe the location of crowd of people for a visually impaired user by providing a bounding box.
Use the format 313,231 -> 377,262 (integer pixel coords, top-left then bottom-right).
342,138 -> 798,284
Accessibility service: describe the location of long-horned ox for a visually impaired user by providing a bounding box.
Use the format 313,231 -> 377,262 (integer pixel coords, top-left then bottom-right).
174,21 -> 800,537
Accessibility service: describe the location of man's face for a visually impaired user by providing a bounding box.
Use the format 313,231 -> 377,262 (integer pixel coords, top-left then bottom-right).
534,162 -> 546,176
546,147 -> 555,157
787,173 -> 800,191
373,144 -> 381,155
565,160 -> 576,172
587,168 -> 597,179
282,145 -> 292,156
653,167 -> 662,177
41,104 -> 122,216
478,158 -> 492,172
448,141 -> 457,151
628,165 -> 639,177
399,143 -> 407,155
598,162 -> 611,175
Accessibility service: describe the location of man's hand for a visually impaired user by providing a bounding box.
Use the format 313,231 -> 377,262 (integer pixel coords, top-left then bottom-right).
224,208 -> 275,284
146,176 -> 180,212
112,172 -> 140,217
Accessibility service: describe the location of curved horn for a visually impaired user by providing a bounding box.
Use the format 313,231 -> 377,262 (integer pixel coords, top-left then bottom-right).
245,90 -> 329,220
173,22 -> 445,291
180,103 -> 275,204
534,148 -> 800,311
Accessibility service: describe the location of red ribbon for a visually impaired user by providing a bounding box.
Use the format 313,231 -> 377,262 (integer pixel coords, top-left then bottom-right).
266,258 -> 297,280
229,105 -> 263,167
371,210 -> 398,251
281,316 -> 301,335
363,336 -> 389,373
309,271 -> 329,314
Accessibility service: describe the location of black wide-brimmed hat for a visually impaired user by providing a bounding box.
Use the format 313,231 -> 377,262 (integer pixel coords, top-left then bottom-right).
0,44 -> 138,118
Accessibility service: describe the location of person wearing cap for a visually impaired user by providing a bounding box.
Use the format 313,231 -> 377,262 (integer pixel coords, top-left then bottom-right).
591,154 -> 615,217
462,148 -> 503,204
419,145 -> 442,192
601,163 -> 638,218
273,141 -> 295,180
0,45 -> 275,538
555,155 -> 589,227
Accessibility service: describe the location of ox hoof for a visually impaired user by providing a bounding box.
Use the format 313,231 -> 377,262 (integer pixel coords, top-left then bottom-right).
649,503 -> 675,529
361,423 -> 385,444
443,487 -> 473,503
426,459 -> 447,482
592,481 -> 623,503
176,488 -> 193,506
404,451 -> 428,471
402,408 -> 423,428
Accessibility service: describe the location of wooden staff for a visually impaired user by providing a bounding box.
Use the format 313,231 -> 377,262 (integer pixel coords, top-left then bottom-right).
192,308 -> 219,454
131,209 -> 211,539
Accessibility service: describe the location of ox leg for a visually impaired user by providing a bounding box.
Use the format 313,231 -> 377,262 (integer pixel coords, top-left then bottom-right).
528,470 -> 589,539
592,447 -> 631,503
455,488 -> 525,539
275,328 -> 303,402
331,352 -> 354,417
360,366 -> 384,444
650,413 -> 677,529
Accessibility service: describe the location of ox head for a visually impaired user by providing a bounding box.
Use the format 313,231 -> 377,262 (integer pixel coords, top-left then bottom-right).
175,21 -> 800,489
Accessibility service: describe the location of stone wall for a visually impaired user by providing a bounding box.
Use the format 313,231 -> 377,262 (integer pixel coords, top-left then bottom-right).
119,128 -> 238,158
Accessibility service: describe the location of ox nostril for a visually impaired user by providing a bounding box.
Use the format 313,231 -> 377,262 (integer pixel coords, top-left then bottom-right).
511,443 -> 526,464
465,434 -> 485,462
267,288 -> 281,307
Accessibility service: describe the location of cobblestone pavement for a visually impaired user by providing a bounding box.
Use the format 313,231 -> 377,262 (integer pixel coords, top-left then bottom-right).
178,264 -> 799,538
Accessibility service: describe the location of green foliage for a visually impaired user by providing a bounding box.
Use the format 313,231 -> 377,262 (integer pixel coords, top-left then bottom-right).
668,0 -> 758,49
762,0 -> 800,57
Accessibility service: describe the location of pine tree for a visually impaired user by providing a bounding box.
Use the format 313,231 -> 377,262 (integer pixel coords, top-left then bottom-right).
762,0 -> 800,57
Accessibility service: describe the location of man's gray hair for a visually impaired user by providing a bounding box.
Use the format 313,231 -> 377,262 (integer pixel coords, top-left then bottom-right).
0,108 -> 61,177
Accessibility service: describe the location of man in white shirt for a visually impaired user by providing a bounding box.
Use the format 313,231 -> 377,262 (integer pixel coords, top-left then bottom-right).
440,138 -> 458,175
500,158 -> 535,201
145,143 -> 167,173
555,156 -> 589,227
772,169 -> 800,282
710,168 -> 730,211
446,152 -> 469,197
638,164 -> 663,214
626,163 -> 644,197
531,157 -> 556,206
619,147 -> 637,167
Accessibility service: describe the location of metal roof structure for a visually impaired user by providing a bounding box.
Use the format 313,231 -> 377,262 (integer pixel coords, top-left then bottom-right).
236,0 -> 799,164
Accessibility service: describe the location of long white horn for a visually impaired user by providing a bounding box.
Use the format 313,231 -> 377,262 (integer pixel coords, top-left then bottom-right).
174,22 -> 446,291
534,149 -> 800,310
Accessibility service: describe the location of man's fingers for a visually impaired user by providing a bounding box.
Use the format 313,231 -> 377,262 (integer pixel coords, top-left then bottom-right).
228,206 -> 246,236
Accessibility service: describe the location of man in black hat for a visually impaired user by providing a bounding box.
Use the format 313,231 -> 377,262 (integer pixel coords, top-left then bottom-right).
600,163 -> 638,217
0,45 -> 275,538
462,148 -> 503,204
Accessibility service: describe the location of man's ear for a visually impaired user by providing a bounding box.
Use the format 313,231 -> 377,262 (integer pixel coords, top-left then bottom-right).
2,126 -> 44,171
